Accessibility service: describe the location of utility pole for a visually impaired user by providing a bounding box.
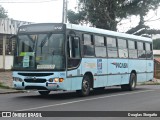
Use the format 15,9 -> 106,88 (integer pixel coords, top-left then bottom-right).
2,35 -> 6,70
62,0 -> 67,23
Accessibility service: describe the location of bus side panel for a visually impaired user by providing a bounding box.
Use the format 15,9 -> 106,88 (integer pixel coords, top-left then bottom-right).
121,74 -> 130,85
107,59 -> 128,86
81,58 -> 97,74
119,59 -> 129,85
66,77 -> 83,90
107,75 -> 121,86
129,59 -> 147,82
67,65 -> 82,90
146,60 -> 154,81
81,57 -> 97,74
94,58 -> 107,88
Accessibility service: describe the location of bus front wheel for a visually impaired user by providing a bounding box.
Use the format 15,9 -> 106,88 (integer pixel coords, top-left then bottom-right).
121,73 -> 137,91
77,75 -> 91,97
38,91 -> 50,96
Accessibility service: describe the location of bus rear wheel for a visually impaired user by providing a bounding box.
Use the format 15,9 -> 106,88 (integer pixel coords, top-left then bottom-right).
121,73 -> 137,91
38,91 -> 50,96
77,75 -> 91,97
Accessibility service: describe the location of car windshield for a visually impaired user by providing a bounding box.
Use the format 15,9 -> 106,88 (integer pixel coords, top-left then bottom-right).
13,33 -> 65,71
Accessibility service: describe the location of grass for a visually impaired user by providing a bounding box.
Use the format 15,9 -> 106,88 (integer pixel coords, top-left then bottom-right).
140,81 -> 160,85
0,82 -> 11,89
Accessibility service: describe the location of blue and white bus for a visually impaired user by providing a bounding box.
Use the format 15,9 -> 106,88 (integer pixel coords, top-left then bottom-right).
12,23 -> 153,96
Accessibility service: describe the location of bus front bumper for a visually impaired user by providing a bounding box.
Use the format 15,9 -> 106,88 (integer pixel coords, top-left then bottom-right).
13,81 -> 62,91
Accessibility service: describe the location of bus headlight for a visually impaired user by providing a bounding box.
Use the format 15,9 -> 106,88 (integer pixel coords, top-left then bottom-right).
49,78 -> 54,82
54,78 -> 59,82
52,78 -> 64,82
13,77 -> 23,82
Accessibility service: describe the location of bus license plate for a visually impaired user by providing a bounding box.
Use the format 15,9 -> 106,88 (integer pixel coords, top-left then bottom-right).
48,84 -> 57,87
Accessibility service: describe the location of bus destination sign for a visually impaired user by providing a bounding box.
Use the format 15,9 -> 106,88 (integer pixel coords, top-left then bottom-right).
19,23 -> 65,33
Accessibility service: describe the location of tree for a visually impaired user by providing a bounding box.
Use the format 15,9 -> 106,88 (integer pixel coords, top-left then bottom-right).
67,0 -> 160,35
153,39 -> 160,50
67,10 -> 87,24
0,5 -> 8,18
68,0 -> 118,31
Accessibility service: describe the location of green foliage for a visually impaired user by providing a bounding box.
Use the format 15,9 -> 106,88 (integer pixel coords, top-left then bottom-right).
0,82 -> 10,89
153,39 -> 160,50
67,0 -> 160,35
118,0 -> 160,18
67,10 -> 87,24
0,5 -> 8,18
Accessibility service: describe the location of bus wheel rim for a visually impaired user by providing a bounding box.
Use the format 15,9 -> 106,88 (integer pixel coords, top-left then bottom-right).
82,80 -> 89,92
131,75 -> 136,88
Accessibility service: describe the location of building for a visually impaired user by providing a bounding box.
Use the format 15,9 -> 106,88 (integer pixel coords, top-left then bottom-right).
153,50 -> 160,79
0,18 -> 31,70
153,50 -> 160,58
152,34 -> 160,40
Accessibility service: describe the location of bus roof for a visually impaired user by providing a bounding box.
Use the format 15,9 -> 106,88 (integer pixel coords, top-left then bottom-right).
18,23 -> 152,42
66,24 -> 152,42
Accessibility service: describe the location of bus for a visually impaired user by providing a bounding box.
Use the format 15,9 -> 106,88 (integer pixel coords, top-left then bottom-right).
12,23 -> 153,96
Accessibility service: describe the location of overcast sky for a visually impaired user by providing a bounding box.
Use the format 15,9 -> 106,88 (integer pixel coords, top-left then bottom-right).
0,0 -> 160,32
0,0 -> 77,23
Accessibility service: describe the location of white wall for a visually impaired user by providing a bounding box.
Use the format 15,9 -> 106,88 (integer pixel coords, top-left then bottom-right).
5,56 -> 13,70
0,56 -> 3,69
0,55 -> 13,70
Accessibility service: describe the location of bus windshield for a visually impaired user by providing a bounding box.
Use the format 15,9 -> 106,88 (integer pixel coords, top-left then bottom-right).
13,33 -> 65,71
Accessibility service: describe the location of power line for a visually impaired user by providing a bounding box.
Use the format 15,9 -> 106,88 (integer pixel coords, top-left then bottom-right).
0,0 -> 57,3
145,17 -> 160,22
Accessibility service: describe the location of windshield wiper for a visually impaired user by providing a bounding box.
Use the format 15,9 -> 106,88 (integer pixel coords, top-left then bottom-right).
27,35 -> 36,51
39,33 -> 52,54
39,33 -> 52,47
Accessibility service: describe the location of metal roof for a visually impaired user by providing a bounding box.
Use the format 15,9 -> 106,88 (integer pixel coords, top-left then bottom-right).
0,18 -> 31,35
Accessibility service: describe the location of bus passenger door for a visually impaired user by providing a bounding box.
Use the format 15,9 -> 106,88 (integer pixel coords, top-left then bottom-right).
67,36 -> 82,90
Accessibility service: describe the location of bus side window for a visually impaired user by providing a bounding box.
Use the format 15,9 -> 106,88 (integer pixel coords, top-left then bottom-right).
118,38 -> 128,58
137,42 -> 146,59
128,40 -> 137,58
107,37 -> 118,58
145,43 -> 153,59
83,34 -> 94,57
67,36 -> 81,69
95,35 -> 106,57
68,36 -> 80,58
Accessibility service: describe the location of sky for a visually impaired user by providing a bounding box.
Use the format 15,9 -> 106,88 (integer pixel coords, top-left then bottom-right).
0,0 -> 77,23
0,0 -> 160,33
117,7 -> 160,32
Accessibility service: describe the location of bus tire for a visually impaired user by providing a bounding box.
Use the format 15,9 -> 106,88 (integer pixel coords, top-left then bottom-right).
121,73 -> 137,91
38,91 -> 50,96
77,75 -> 91,97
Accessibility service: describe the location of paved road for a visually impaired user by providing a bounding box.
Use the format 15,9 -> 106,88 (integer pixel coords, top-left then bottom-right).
0,85 -> 160,120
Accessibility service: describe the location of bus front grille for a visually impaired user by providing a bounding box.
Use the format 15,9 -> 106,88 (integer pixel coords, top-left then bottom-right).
24,79 -> 46,83
18,73 -> 53,77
